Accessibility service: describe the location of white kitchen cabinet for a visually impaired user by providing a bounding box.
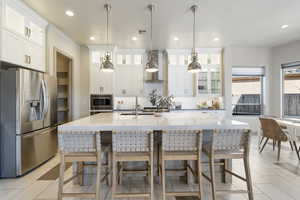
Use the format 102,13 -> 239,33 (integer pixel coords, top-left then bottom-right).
90,63 -> 114,94
168,66 -> 194,97
114,65 -> 144,97
0,0 -> 47,72
25,40 -> 45,72
1,29 -> 26,67
28,21 -> 45,46
4,2 -> 25,37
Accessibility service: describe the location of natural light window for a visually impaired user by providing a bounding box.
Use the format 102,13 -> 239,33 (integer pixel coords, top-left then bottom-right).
232,67 -> 265,115
282,64 -> 300,117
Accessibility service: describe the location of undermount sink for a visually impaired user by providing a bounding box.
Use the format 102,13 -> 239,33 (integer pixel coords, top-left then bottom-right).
120,112 -> 154,116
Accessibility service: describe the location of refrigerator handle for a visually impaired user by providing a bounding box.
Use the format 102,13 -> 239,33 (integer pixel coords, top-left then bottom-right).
41,80 -> 49,119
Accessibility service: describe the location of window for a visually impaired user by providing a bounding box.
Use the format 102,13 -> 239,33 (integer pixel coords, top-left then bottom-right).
232,67 -> 265,115
282,62 -> 300,117
198,72 -> 208,94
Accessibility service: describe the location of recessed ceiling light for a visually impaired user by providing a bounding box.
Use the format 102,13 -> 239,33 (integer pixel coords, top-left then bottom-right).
213,37 -> 220,42
65,10 -> 74,17
90,36 -> 95,41
281,24 -> 289,29
174,37 -> 179,41
132,36 -> 138,41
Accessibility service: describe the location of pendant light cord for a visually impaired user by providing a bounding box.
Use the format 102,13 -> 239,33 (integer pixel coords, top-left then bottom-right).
193,7 -> 196,54
107,6 -> 109,53
150,6 -> 153,52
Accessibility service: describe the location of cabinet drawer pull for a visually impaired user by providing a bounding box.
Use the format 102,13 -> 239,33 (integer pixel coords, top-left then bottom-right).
29,56 -> 31,64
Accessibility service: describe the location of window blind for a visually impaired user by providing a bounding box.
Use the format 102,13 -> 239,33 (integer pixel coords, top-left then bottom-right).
232,66 -> 265,76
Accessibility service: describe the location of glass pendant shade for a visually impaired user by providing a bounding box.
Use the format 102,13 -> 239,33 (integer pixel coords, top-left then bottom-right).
100,54 -> 114,72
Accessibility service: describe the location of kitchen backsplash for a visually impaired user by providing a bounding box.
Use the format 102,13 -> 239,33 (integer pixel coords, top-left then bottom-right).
114,96 -> 224,110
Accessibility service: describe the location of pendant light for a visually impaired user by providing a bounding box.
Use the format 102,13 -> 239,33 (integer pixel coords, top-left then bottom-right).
145,4 -> 158,73
100,4 -> 114,72
187,5 -> 202,73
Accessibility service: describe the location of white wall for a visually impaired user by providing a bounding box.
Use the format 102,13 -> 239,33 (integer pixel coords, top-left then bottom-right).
270,40 -> 300,117
80,45 -> 90,117
223,47 -> 272,117
222,47 -> 271,132
46,24 -> 84,119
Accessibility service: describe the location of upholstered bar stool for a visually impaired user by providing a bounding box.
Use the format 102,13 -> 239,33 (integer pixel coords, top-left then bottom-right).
160,130 -> 203,200
57,130 -> 111,200
202,129 -> 253,200
112,130 -> 154,199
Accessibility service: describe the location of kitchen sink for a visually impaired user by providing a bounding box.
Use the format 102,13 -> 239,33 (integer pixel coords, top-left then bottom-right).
120,112 -> 154,116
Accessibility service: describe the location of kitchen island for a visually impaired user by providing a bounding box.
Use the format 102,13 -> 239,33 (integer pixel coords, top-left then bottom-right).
58,111 -> 249,186
58,111 -> 248,132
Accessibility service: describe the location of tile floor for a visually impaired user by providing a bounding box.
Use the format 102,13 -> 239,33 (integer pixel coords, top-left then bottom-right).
1,136 -> 300,200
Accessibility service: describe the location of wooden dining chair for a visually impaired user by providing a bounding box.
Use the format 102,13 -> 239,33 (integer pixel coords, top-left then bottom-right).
202,129 -> 253,200
259,117 -> 300,161
160,129 -> 203,200
111,130 -> 154,200
57,130 -> 111,200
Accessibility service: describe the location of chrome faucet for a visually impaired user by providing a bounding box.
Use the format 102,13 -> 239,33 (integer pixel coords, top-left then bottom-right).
135,96 -> 139,116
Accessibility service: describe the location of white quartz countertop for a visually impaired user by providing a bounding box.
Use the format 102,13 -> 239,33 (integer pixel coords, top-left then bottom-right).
58,111 -> 249,132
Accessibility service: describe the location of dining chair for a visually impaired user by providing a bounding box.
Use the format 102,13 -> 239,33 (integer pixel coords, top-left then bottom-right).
202,129 -> 253,200
111,130 -> 154,200
259,117 -> 300,161
57,130 -> 111,200
160,129 -> 203,200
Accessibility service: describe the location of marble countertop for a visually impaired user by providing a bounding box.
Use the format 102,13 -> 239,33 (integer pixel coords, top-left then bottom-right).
58,111 -> 249,132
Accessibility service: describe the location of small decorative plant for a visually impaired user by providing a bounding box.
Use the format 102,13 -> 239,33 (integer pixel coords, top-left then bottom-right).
148,89 -> 159,106
148,90 -> 175,112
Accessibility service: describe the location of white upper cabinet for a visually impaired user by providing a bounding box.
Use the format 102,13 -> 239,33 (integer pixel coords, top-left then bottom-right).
0,0 -> 47,72
4,3 -> 25,36
166,48 -> 223,97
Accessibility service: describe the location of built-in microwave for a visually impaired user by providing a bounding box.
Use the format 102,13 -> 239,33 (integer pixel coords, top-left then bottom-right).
90,94 -> 113,111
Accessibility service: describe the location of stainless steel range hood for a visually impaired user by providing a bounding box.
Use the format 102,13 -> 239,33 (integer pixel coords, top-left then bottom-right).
145,50 -> 164,83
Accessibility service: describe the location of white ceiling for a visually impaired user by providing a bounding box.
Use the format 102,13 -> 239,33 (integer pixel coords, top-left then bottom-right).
23,0 -> 300,49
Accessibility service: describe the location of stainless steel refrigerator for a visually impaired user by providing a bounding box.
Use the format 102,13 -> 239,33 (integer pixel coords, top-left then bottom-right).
0,64 -> 58,177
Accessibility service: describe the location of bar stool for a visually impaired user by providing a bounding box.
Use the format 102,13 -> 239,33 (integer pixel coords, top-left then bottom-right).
202,129 -> 253,200
111,130 -> 154,199
57,130 -> 110,200
160,129 -> 203,200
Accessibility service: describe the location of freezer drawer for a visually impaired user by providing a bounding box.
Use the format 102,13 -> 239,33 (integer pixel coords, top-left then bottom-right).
16,127 -> 58,176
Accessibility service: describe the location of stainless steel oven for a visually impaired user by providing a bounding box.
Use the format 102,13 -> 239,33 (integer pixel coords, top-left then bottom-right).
90,94 -> 113,113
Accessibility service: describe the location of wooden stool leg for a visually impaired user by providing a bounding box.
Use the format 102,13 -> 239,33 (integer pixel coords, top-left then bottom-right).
244,156 -> 254,200
197,155 -> 203,199
108,150 -> 113,186
289,141 -> 294,151
150,151 -> 154,200
161,151 -> 166,200
112,153 -> 117,200
58,154 -> 65,200
96,152 -> 102,200
209,156 -> 216,200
